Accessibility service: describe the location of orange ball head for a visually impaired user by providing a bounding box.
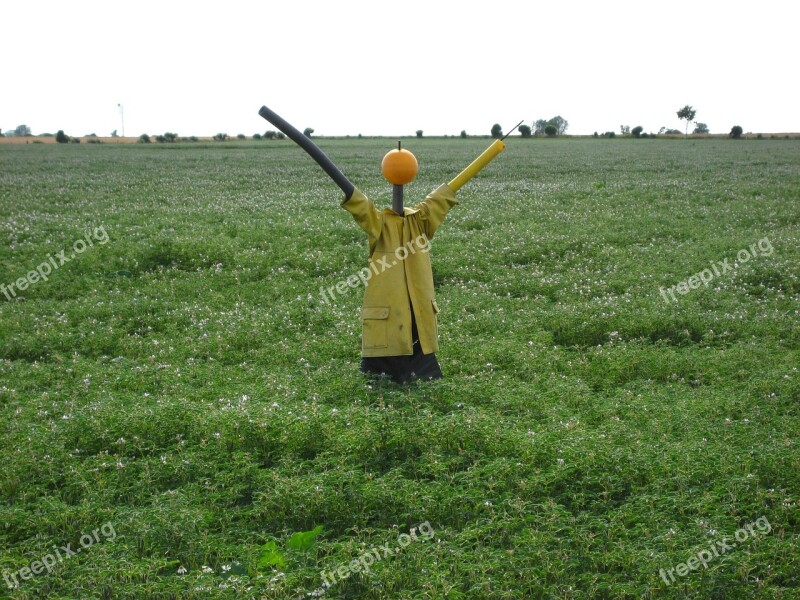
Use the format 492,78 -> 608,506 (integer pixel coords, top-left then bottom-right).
381,148 -> 419,185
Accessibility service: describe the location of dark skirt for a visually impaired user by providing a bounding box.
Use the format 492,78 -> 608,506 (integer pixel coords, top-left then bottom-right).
360,313 -> 442,384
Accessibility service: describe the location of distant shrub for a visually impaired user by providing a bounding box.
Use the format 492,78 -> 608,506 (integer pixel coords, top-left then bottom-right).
640,132 -> 648,138
237,134 -> 246,140
138,134 -> 151,143
213,133 -> 228,142
665,129 -> 682,135
164,132 -> 178,142
416,130 -> 423,138
55,130 -> 69,144
632,125 -> 643,138
155,135 -> 167,143
518,124 -> 532,138
603,131 -> 616,138
545,125 -> 557,137
491,124 -> 503,138
86,138 -> 102,144
593,131 -> 599,138
253,133 -> 262,140
756,133 -> 763,139
276,132 -> 285,140
730,125 -> 743,139
264,130 -> 276,139
460,130 -> 467,138
693,122 -> 709,134
69,137 -> 80,144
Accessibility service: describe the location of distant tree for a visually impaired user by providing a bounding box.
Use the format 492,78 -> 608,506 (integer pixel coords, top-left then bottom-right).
55,130 -> 70,144
264,130 -> 276,139
14,124 -> 32,136
237,133 -> 246,140
253,133 -> 262,140
213,133 -> 228,141
276,132 -> 285,140
416,129 -> 423,138
518,124 -> 532,138
69,136 -> 80,143
632,125 -> 643,138
677,105 -> 697,137
544,124 -> 557,137
593,131 -> 599,138
164,132 -> 178,142
730,125 -> 743,139
549,116 -> 568,135
460,130 -> 467,138
155,135 -> 167,143
534,119 -> 549,136
111,129 -> 118,138
693,122 -> 709,134
604,131 -> 616,138
665,128 -> 682,135
491,123 -> 503,138
658,126 -> 666,135
138,133 -> 151,143
303,128 -> 314,137
620,125 -> 630,135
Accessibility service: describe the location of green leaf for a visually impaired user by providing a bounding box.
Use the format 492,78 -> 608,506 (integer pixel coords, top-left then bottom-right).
257,541 -> 285,569
286,525 -> 324,552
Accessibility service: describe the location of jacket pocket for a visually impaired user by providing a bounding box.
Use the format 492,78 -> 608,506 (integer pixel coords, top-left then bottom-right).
361,306 -> 390,349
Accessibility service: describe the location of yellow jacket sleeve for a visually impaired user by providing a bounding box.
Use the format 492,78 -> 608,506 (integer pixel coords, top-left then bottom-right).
341,188 -> 383,251
414,184 -> 458,239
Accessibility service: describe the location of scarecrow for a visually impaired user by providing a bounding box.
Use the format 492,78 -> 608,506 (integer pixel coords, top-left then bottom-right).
259,105 -> 509,383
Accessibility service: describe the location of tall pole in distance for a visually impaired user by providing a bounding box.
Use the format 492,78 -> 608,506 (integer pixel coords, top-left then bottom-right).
118,103 -> 125,138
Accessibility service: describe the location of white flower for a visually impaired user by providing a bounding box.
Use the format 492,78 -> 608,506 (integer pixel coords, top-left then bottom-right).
201,565 -> 213,573
177,566 -> 187,574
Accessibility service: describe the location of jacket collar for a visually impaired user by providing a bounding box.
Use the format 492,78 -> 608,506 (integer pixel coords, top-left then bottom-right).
384,207 -> 420,217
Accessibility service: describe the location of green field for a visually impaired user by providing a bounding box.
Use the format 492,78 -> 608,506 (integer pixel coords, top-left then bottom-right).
1,137 -> 798,599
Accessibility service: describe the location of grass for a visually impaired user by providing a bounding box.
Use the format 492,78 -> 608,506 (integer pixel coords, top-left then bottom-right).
0,137 -> 798,599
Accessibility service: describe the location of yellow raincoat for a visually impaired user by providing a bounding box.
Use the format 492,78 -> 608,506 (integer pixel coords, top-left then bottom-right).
342,184 -> 458,357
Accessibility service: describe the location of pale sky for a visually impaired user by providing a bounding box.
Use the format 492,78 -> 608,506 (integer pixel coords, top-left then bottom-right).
2,0 -> 797,137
